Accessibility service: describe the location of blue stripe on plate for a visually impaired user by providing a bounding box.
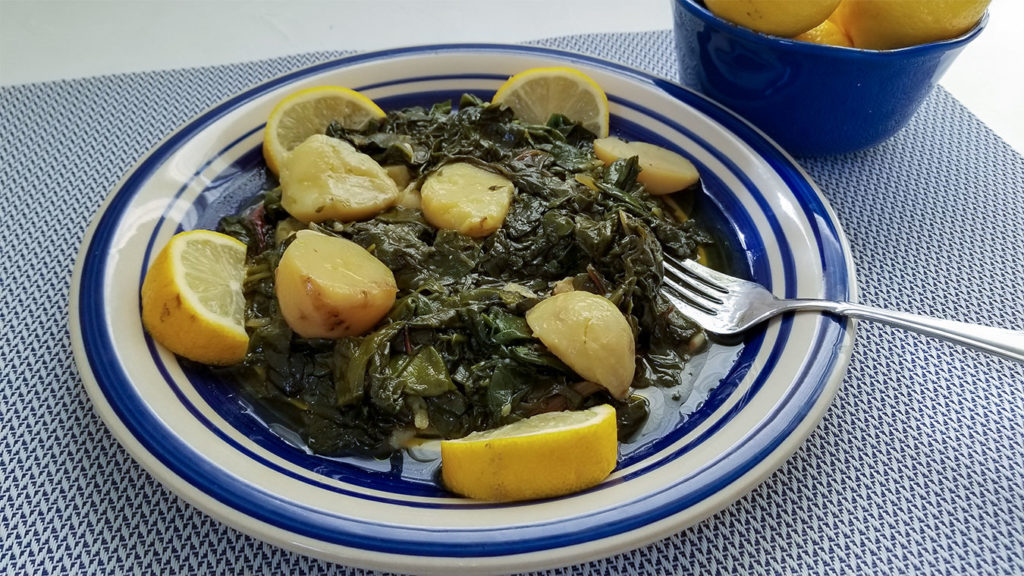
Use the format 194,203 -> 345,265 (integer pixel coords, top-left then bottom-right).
77,43 -> 852,558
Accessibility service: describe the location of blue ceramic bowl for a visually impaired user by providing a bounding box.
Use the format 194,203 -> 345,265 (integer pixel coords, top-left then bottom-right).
671,0 -> 988,156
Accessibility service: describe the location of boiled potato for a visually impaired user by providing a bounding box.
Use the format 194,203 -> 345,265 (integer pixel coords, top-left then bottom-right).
396,183 -> 422,210
383,164 -> 412,189
273,217 -> 305,246
279,134 -> 399,223
593,136 -> 699,195
275,229 -> 397,339
420,162 -> 514,237
525,290 -> 635,399
383,164 -> 421,209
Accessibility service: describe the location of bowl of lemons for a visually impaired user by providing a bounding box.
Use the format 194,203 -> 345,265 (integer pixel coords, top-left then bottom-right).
672,0 -> 990,156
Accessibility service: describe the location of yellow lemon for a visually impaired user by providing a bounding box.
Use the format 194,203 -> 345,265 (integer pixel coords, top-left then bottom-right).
833,0 -> 990,50
440,405 -> 618,501
705,0 -> 843,37
263,86 -> 386,175
792,17 -> 854,47
492,67 -> 610,137
141,230 -> 249,365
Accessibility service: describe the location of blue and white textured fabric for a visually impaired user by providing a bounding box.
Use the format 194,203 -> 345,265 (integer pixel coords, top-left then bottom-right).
2,30 -> 1022,575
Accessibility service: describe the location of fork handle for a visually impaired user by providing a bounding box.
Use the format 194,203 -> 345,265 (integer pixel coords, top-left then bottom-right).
786,300 -> 1024,363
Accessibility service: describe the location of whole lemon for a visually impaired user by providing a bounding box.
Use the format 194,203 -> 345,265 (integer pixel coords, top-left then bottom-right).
705,0 -> 843,37
833,0 -> 990,50
792,17 -> 854,47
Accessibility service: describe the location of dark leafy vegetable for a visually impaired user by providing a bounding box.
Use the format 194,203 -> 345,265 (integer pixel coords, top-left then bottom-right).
216,94 -> 713,458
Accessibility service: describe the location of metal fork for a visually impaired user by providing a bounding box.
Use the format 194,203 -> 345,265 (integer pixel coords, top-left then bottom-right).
661,255 -> 1024,363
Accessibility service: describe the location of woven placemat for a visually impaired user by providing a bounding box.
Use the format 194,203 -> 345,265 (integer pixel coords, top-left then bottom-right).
2,30 -> 1022,575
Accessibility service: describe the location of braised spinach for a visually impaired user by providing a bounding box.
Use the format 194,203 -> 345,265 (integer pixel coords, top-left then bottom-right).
216,94 -> 712,458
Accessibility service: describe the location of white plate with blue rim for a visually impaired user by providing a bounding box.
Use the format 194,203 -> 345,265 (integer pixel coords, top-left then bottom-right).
69,44 -> 856,574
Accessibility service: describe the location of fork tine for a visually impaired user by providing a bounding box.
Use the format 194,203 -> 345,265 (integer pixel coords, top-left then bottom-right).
660,288 -> 722,329
662,274 -> 720,313
661,252 -> 690,272
663,252 -> 737,289
663,265 -> 724,308
660,254 -> 735,332
680,258 -> 736,292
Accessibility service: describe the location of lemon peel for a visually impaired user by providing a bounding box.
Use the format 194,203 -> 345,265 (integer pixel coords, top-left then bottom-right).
792,18 -> 854,47
705,0 -> 843,37
833,0 -> 989,50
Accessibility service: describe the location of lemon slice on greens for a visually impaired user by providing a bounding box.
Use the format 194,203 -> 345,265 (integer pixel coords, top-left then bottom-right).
441,404 -> 618,502
492,66 -> 610,137
140,229 -> 249,366
262,85 -> 386,175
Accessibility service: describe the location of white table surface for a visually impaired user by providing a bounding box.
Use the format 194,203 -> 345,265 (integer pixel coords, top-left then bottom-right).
2,0 -> 1021,155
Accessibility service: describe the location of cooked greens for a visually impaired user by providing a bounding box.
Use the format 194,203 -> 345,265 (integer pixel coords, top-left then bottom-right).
213,93 -> 712,458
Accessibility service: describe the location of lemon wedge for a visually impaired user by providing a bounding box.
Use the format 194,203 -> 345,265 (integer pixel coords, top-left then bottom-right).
441,404 -> 618,501
492,66 -> 610,137
263,85 -> 386,175
140,229 -> 248,365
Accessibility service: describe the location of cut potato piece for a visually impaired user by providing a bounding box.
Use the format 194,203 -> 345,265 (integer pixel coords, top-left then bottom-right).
273,217 -> 306,245
593,136 -> 699,195
525,291 -> 635,399
420,162 -> 514,238
383,164 -> 412,189
275,230 -> 397,339
396,183 -> 422,210
280,134 -> 400,223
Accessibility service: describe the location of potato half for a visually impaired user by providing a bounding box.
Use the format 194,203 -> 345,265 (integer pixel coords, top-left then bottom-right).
525,290 -> 636,399
594,136 -> 700,195
275,230 -> 397,339
280,134 -> 400,223
383,164 -> 412,189
420,162 -> 514,237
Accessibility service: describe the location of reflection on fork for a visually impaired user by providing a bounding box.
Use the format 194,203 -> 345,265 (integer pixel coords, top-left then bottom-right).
660,255 -> 1024,363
